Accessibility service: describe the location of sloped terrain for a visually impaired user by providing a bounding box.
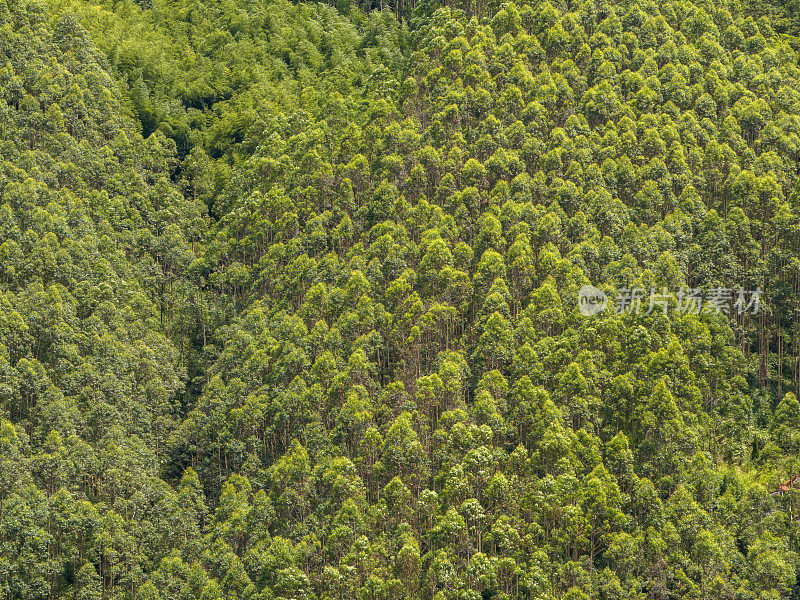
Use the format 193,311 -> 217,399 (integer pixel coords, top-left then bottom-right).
3,0 -> 800,598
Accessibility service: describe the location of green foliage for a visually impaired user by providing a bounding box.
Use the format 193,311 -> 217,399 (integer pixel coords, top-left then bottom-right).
4,0 -> 800,598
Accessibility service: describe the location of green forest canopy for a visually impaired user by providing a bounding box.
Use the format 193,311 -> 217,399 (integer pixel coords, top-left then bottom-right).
3,0 -> 800,598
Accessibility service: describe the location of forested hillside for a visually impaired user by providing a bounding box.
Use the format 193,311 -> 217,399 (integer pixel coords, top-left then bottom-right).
3,0 -> 800,598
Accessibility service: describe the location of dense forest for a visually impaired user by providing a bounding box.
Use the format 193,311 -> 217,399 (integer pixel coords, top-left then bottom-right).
3,0 -> 800,597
